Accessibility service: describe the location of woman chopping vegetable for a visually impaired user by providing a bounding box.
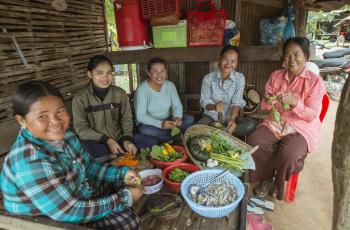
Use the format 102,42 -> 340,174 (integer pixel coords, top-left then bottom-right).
248,37 -> 326,200
72,55 -> 158,159
135,57 -> 194,142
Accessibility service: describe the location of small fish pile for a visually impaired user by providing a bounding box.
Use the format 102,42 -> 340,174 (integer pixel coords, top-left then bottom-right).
189,181 -> 237,207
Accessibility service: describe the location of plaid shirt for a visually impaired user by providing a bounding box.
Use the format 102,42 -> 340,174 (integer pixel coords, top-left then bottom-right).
0,128 -> 129,223
200,70 -> 246,121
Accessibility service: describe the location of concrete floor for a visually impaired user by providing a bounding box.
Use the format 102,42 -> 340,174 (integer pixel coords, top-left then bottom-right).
264,100 -> 338,230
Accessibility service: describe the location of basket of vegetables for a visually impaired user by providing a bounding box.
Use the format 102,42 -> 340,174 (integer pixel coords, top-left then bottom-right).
162,163 -> 199,192
144,144 -> 189,169
183,125 -> 255,175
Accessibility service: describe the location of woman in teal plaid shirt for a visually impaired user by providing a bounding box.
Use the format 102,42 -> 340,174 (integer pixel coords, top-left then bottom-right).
0,81 -> 143,229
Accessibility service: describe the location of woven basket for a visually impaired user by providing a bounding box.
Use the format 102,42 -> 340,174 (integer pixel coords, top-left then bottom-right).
183,125 -> 253,170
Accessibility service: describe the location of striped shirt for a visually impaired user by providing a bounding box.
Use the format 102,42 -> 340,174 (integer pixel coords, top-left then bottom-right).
0,128 -> 129,223
200,70 -> 246,121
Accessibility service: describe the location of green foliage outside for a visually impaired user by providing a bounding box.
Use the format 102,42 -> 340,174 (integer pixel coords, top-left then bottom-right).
306,11 -> 339,38
104,0 -> 119,51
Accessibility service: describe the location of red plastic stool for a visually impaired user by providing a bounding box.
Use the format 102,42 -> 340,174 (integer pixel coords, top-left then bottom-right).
284,93 -> 329,202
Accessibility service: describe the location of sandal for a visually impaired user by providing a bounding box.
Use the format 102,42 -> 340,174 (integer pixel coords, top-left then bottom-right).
253,180 -> 274,198
249,197 -> 275,212
247,202 -> 264,215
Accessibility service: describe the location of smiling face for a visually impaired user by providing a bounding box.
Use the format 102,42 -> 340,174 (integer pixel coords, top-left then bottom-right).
88,61 -> 113,88
16,95 -> 70,141
219,49 -> 238,78
148,63 -> 167,86
283,42 -> 308,76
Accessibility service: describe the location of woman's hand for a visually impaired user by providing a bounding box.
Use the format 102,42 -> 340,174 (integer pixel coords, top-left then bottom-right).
227,119 -> 237,135
107,138 -> 124,154
173,117 -> 182,127
281,92 -> 298,107
123,140 -> 137,155
124,170 -> 141,186
127,187 -> 144,203
215,101 -> 224,113
162,120 -> 175,129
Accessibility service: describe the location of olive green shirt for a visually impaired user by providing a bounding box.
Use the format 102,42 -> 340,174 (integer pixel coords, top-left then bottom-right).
72,83 -> 133,143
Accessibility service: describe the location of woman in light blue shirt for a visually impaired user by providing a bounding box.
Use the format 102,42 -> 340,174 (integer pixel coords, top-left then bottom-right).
135,57 -> 194,142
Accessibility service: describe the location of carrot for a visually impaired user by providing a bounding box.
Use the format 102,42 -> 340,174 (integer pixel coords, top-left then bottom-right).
117,153 -> 139,167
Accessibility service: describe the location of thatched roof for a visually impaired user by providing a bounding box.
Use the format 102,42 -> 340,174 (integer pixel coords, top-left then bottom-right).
303,0 -> 350,11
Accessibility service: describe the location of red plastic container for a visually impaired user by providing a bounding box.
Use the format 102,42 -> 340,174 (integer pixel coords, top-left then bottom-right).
188,0 -> 227,47
163,163 -> 199,192
114,0 -> 151,50
150,145 -> 189,169
141,0 -> 181,19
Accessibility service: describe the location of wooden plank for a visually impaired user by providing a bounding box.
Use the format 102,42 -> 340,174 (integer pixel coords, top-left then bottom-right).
242,0 -> 285,8
0,120 -> 19,155
105,46 -> 283,64
0,213 -> 93,230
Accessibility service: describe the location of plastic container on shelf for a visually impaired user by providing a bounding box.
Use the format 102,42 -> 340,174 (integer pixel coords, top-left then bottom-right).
141,0 -> 181,19
114,0 -> 151,50
152,20 -> 187,48
188,0 -> 227,47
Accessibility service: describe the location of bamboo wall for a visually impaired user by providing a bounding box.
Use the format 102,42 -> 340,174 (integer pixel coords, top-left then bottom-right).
0,0 -> 107,154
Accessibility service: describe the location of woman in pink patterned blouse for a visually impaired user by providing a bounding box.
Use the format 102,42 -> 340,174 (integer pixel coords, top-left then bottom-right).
248,37 -> 326,200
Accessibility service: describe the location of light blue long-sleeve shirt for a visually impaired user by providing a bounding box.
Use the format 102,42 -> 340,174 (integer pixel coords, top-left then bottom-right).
135,80 -> 183,128
200,70 -> 246,121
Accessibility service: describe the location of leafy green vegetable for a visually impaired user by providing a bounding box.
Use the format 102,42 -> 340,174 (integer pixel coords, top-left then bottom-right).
282,102 -> 290,110
150,145 -> 183,162
168,168 -> 189,182
140,148 -> 151,160
171,127 -> 181,136
272,105 -> 281,122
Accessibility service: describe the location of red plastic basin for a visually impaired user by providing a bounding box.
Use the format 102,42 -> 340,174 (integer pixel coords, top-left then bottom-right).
162,163 -> 199,192
150,145 -> 189,169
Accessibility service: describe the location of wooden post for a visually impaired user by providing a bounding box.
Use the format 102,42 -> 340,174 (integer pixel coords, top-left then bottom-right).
128,64 -> 134,93
332,77 -> 350,230
293,0 -> 307,36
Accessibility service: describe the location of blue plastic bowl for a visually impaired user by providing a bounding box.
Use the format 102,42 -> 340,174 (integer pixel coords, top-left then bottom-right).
180,169 -> 245,218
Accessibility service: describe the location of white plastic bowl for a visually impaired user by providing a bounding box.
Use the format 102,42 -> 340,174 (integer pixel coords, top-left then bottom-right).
139,168 -> 163,194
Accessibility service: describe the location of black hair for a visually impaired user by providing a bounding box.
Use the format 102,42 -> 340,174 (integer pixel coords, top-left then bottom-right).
147,57 -> 167,71
87,55 -> 113,72
220,45 -> 240,58
283,36 -> 310,59
13,81 -> 63,117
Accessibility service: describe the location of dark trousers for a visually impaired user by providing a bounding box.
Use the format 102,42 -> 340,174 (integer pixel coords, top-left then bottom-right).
80,133 -> 158,159
197,114 -> 257,137
137,113 -> 195,143
84,182 -> 140,230
247,125 -> 308,200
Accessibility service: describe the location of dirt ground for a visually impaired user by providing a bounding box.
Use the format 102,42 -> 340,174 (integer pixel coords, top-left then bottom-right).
263,100 -> 338,230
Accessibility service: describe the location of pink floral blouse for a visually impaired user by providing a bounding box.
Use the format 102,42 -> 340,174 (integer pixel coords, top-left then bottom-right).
261,68 -> 326,152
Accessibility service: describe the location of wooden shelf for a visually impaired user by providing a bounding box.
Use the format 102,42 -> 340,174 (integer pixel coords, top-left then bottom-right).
105,45 -> 282,64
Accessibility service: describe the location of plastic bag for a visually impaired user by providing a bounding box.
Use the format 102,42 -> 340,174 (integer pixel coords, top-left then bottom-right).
224,20 -> 240,46
260,16 -> 287,45
283,5 -> 295,41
